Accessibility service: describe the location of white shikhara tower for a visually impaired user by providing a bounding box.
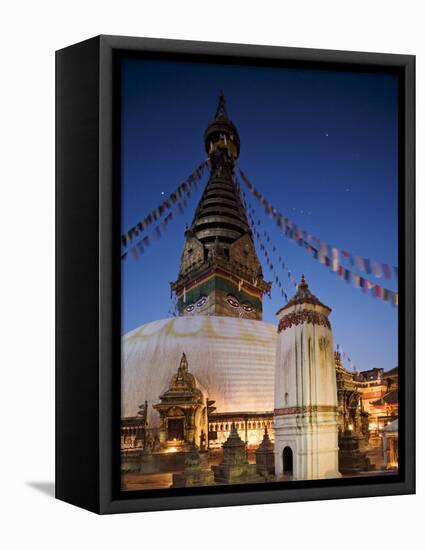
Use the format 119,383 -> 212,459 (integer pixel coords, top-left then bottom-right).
274,276 -> 340,480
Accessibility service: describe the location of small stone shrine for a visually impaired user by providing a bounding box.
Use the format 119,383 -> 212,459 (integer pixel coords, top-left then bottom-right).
338,430 -> 371,475
172,441 -> 215,488
213,423 -> 262,484
255,426 -> 275,478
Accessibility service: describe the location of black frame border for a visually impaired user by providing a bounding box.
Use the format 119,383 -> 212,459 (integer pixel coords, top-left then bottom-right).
57,35 -> 415,515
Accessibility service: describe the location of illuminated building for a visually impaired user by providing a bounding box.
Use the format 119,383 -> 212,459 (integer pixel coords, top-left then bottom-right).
335,362 -> 399,435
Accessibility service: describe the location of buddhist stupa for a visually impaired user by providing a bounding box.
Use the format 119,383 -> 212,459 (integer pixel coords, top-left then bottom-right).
121,94 -> 276,442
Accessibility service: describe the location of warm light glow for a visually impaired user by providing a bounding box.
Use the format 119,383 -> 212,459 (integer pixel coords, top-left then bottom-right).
164,447 -> 178,454
348,424 -> 353,431
369,422 -> 378,430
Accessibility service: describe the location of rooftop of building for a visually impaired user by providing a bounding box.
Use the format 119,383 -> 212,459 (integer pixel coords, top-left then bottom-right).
371,389 -> 398,406
383,366 -> 399,378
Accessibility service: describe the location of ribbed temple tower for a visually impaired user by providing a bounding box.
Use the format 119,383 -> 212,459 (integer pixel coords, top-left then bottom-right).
171,93 -> 271,320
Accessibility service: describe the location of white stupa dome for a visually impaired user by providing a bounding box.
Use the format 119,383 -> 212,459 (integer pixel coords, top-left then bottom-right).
122,316 -> 277,426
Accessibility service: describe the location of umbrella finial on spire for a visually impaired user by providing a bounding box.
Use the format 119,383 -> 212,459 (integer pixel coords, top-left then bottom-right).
215,91 -> 228,119
299,274 -> 308,289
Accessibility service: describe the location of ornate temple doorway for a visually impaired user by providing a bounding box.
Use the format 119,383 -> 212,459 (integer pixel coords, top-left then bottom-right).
167,418 -> 185,441
283,446 -> 293,476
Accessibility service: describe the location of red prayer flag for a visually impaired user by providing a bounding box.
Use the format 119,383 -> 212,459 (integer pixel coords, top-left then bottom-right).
382,264 -> 392,280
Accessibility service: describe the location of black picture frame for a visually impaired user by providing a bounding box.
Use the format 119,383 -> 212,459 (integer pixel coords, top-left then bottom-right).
56,35 -> 415,514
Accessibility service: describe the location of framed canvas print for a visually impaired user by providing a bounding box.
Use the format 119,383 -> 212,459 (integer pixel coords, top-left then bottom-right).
56,35 -> 415,514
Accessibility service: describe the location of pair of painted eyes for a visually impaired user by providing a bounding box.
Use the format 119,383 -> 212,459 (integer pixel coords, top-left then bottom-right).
185,296 -> 208,313
226,295 -> 254,312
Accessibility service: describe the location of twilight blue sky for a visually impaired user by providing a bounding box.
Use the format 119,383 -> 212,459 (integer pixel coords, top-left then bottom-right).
120,57 -> 398,372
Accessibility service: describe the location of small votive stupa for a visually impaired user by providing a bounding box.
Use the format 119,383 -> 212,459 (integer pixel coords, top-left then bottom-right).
213,423 -> 262,484
172,441 -> 215,488
255,426 -> 275,477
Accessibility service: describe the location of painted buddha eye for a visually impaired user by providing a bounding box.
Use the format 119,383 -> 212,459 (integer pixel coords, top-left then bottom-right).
196,296 -> 208,308
185,304 -> 194,313
242,303 -> 254,312
226,295 -> 240,308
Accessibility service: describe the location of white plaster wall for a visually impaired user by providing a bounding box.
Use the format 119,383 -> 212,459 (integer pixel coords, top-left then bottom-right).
122,316 -> 277,425
274,413 -> 339,479
275,303 -> 338,411
274,303 -> 339,479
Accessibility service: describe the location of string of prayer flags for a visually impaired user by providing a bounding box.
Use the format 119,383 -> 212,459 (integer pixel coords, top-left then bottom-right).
244,194 -> 303,291
237,169 -> 398,307
250,221 -> 288,300
302,238 -> 398,306
237,165 -> 398,282
122,195 -> 190,261
122,159 -> 208,247
244,196 -> 292,301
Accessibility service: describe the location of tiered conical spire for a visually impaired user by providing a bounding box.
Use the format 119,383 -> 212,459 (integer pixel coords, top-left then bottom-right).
194,93 -> 251,252
170,94 -> 271,319
190,158 -> 251,250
